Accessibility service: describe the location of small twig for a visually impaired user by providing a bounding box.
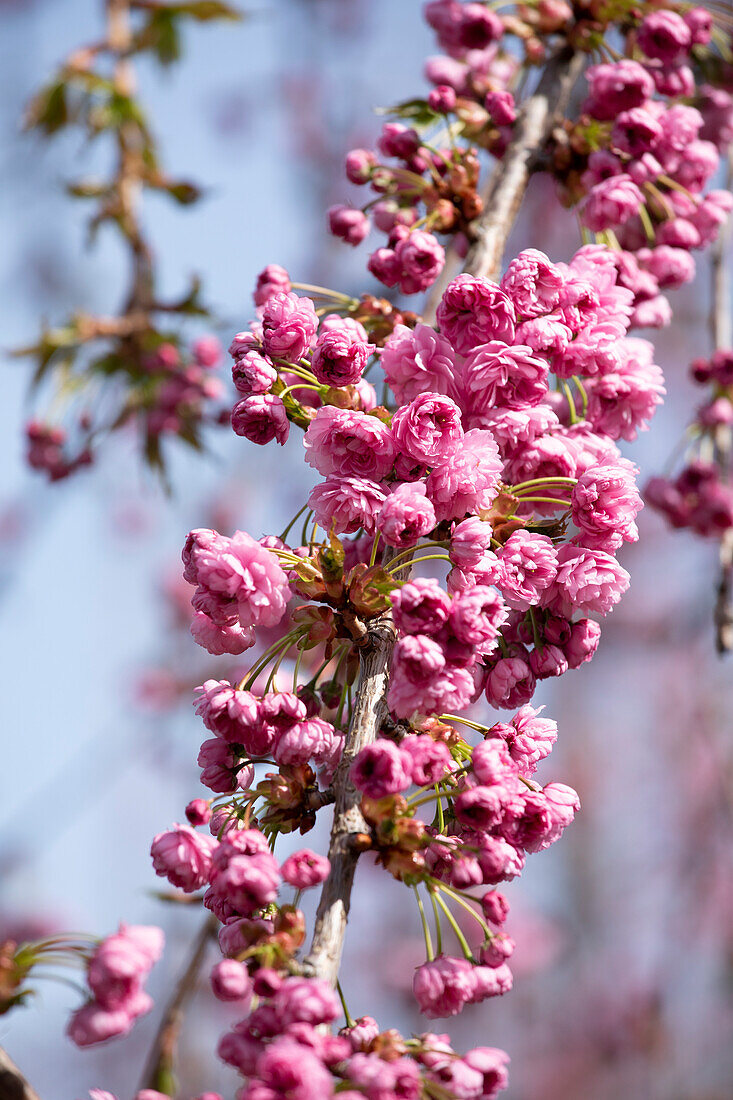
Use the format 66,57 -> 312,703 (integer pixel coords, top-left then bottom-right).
138,914 -> 216,1094
0,1046 -> 42,1100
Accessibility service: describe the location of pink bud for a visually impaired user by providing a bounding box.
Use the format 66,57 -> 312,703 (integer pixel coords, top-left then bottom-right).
280,848 -> 331,889
428,85 -> 457,114
345,148 -> 377,185
485,90 -> 516,127
328,205 -> 370,246
185,799 -> 212,827
210,959 -> 252,1002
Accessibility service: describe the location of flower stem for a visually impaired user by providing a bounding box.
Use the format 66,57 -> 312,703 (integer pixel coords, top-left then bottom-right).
433,891 -> 473,961
336,978 -> 356,1028
413,886 -> 435,962
439,884 -> 492,938
510,476 -> 577,492
428,888 -> 443,956
388,553 -> 451,573
280,502 -> 309,542
513,495 -> 571,508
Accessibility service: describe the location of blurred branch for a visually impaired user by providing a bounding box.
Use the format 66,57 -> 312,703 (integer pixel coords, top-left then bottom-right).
0,1046 -> 41,1100
108,0 -> 155,312
138,914 -> 217,1095
713,150 -> 733,654
17,0 -> 241,479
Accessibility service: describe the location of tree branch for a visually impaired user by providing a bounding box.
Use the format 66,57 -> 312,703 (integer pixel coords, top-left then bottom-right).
712,150 -> 733,654
303,605 -> 398,985
423,47 -> 585,325
0,1046 -> 42,1100
461,48 -> 585,284
138,914 -> 216,1094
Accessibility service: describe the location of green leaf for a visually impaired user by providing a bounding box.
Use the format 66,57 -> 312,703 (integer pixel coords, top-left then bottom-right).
171,275 -> 210,316
66,179 -> 109,200
136,10 -> 182,65
12,323 -> 82,387
169,1 -> 243,21
375,97 -> 439,131
176,421 -> 204,450
24,81 -> 69,134
164,179 -> 203,205
91,352 -> 129,378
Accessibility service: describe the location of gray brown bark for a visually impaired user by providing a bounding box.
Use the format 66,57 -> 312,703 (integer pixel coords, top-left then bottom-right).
0,1046 -> 42,1100
303,612 -> 398,985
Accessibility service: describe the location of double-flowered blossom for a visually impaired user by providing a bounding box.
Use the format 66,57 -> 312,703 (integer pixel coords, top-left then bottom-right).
150,824 -> 217,892
436,275 -> 516,354
179,219 -> 662,1090
311,324 -> 373,387
381,323 -> 457,405
391,393 -> 464,466
261,292 -> 318,362
304,407 -> 396,481
67,926 -> 163,1047
280,849 -> 331,889
495,531 -> 557,611
542,545 -> 630,618
309,476 -> 389,535
182,529 -> 290,654
378,482 -> 437,549
571,465 -> 643,551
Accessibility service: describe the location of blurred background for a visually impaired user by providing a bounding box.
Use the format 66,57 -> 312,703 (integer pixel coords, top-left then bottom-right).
1,1 -> 731,1097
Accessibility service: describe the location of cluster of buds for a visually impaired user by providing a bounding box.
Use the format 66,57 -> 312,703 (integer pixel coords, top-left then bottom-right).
330,136 -> 485,294
0,925 -> 163,1048
349,706 -> 576,1019
23,335 -> 226,482
646,350 -> 733,536
25,420 -> 93,482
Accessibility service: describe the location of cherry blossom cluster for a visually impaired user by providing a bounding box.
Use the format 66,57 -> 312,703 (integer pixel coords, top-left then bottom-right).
646,349 -> 733,536
327,0 -> 585,289
148,807 -> 509,1098
25,336 -> 226,482
328,2 -> 732,336
568,14 -> 733,327
83,1091 -> 217,1100
111,234 -> 651,1093
0,924 -> 163,1049
218,976 -> 510,1100
348,700 -> 577,1021
8,4 -> 733,1098
67,925 -> 164,1048
229,247 -> 655,543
